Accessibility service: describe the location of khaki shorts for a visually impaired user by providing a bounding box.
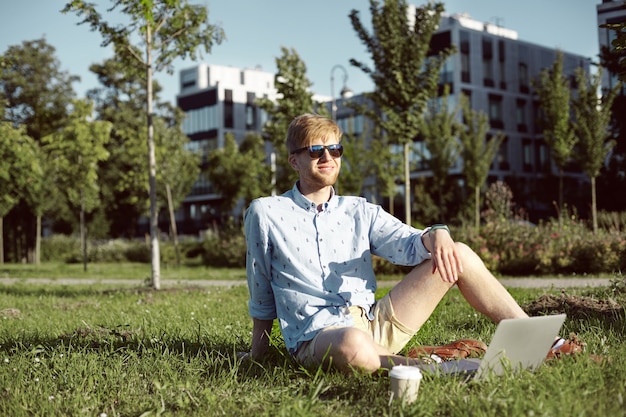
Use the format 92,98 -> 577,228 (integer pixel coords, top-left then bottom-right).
294,294 -> 417,366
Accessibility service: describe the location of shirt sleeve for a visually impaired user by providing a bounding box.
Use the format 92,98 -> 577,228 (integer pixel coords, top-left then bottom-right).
367,203 -> 431,266
244,199 -> 277,320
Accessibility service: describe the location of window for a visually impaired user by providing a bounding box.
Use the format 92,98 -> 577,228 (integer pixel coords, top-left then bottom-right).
246,92 -> 256,130
240,71 -> 245,85
498,40 -> 506,90
488,94 -> 503,129
482,38 -> 494,87
460,31 -> 471,83
522,139 -> 533,172
495,136 -> 509,171
518,62 -> 529,93
224,89 -> 234,129
516,99 -> 527,132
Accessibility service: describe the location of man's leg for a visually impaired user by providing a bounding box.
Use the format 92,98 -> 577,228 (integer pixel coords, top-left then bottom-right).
306,326 -> 431,373
389,242 -> 528,333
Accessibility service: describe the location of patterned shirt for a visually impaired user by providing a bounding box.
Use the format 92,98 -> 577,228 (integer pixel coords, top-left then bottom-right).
244,183 -> 431,354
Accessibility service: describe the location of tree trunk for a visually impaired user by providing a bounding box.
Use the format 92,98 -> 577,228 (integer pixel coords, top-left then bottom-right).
474,185 -> 480,231
81,188 -> 87,272
0,216 -> 3,264
591,176 -> 598,234
166,184 -> 181,266
35,214 -> 41,265
146,26 -> 161,290
404,142 -> 411,226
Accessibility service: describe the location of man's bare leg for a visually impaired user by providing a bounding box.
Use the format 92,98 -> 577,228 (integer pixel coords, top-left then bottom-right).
389,242 -> 528,332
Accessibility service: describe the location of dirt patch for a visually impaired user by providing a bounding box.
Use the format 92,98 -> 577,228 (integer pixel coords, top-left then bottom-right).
524,292 -> 625,319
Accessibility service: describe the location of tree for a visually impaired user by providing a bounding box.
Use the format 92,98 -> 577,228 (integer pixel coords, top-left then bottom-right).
335,122 -> 372,197
349,0 -> 454,225
257,47 -> 317,194
0,38 -> 78,261
534,51 -> 577,211
0,122 -> 40,264
155,115 -> 200,264
458,94 -> 504,230
419,87 -> 461,221
63,0 -> 224,289
205,133 -> 270,218
42,99 -> 112,270
572,67 -> 619,234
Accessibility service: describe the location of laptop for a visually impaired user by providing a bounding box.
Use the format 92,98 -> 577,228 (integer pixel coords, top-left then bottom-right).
419,314 -> 567,380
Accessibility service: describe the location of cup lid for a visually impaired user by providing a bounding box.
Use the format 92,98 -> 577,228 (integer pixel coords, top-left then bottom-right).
389,365 -> 422,380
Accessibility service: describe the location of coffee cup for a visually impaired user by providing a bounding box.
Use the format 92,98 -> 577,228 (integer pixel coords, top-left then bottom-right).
389,365 -> 422,405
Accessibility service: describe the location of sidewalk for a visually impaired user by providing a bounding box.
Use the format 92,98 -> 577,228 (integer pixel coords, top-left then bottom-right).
0,277 -> 613,289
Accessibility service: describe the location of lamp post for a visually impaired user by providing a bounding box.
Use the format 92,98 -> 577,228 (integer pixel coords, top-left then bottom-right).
330,64 -> 353,120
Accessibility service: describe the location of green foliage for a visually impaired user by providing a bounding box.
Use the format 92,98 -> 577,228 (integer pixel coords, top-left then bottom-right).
456,213 -> 626,276
257,47 -> 317,194
200,223 -> 246,268
419,87 -> 461,220
205,133 -> 270,218
458,94 -> 504,229
534,51 -> 576,172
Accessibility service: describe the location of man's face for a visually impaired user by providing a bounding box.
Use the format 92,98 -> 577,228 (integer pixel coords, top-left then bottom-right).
288,136 -> 342,192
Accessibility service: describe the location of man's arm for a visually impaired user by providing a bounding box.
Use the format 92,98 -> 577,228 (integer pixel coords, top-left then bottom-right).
421,225 -> 463,284
251,318 -> 274,360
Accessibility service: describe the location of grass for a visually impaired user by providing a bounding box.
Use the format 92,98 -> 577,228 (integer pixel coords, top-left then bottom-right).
0,273 -> 625,416
0,262 -> 246,282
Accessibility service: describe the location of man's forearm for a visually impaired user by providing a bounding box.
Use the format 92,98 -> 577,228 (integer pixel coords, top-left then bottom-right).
251,318 -> 274,359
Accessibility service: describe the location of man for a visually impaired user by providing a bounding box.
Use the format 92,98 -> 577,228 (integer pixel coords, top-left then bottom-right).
243,113 -> 580,373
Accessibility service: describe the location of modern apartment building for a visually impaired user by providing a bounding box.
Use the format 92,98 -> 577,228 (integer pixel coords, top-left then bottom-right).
175,64 -> 277,232
597,0 -> 626,92
175,11 -> 593,231
334,11 -> 592,220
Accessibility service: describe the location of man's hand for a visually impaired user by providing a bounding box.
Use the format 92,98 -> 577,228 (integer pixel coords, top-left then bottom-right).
426,229 -> 463,283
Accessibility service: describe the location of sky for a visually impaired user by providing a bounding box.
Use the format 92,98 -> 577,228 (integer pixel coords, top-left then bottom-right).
0,0 -> 603,105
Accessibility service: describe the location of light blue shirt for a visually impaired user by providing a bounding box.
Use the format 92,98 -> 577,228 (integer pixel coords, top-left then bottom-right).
244,183 -> 431,354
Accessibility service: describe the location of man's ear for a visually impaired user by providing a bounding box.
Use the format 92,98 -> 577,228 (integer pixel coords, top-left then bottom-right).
288,154 -> 299,171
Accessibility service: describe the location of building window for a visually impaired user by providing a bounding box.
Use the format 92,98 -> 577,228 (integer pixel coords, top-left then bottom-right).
516,99 -> 527,132
498,40 -> 506,90
518,62 -> 529,94
224,89 -> 234,129
240,71 -> 245,85
460,31 -> 471,83
488,94 -> 504,129
535,141 -> 550,173
246,92 -> 256,130
495,136 -> 509,171
482,38 -> 494,87
522,139 -> 533,172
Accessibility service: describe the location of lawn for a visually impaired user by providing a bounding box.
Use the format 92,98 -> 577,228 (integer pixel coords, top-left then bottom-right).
0,272 -> 624,416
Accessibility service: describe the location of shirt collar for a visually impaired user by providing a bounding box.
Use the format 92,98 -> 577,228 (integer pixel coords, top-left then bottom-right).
291,182 -> 338,212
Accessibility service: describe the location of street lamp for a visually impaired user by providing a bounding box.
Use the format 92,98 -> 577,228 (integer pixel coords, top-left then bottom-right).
330,64 -> 353,120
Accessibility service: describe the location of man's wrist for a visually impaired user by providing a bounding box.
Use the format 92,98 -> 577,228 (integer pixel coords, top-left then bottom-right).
429,224 -> 450,235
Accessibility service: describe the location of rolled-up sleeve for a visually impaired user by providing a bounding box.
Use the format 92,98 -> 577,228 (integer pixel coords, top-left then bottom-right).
244,200 -> 277,320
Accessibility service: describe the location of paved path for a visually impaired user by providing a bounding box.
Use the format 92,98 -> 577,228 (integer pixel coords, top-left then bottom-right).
0,277 -> 613,289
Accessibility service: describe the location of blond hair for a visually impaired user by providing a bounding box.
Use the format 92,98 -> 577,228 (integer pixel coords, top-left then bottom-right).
286,114 -> 343,153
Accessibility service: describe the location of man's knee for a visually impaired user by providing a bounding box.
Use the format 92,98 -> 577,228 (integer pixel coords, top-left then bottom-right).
328,328 -> 381,372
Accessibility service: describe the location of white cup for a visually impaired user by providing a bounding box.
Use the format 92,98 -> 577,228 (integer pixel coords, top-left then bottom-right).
389,365 -> 422,405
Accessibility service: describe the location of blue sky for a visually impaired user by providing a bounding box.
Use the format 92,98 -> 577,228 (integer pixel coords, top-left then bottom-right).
0,0 -> 602,105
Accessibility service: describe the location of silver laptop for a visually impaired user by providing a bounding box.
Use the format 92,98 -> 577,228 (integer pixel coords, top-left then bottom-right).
420,314 -> 567,380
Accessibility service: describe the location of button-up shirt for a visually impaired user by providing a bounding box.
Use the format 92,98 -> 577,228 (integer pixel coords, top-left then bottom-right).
244,183 -> 431,354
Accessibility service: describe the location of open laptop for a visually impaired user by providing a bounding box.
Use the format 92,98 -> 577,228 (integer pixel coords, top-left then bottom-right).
420,314 -> 567,381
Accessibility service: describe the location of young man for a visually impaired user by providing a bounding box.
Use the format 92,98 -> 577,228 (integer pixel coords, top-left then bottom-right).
243,113 -> 579,373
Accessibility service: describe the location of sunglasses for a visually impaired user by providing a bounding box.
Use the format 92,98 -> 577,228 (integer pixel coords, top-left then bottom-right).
291,144 -> 344,159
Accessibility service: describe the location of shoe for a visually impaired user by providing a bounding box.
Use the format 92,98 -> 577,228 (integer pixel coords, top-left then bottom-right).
546,334 -> 585,360
407,338 -> 488,361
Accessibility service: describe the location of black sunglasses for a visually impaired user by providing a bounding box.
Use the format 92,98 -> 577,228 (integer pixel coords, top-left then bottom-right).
291,144 -> 344,159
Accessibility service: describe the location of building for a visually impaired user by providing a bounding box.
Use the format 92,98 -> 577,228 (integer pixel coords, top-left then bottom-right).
175,64 -> 277,233
597,0 -> 626,92
333,11 -> 592,221
175,11 -> 593,232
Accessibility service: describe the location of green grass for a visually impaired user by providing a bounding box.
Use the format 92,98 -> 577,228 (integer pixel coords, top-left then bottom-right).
0,281 -> 624,416
0,262 -> 246,281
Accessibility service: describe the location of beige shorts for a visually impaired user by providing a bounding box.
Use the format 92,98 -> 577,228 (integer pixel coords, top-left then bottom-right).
294,294 -> 417,366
